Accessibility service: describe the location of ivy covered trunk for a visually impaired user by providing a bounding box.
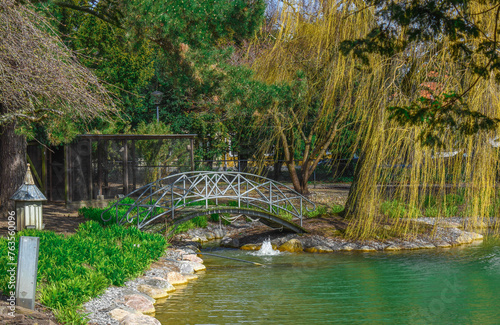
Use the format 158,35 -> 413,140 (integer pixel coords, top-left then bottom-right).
0,109 -> 26,215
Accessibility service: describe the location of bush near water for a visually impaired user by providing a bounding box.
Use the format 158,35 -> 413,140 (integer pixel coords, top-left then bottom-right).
0,221 -> 167,324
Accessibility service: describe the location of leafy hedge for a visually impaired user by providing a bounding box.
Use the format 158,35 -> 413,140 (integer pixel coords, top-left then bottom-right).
0,221 -> 167,324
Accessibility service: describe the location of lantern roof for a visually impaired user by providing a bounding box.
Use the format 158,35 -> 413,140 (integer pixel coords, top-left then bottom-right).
10,164 -> 47,202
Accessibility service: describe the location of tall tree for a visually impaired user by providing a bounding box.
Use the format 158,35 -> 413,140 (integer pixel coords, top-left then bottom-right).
341,0 -> 500,145
248,1 -> 377,194
47,0 -> 156,134
0,0 -> 113,213
340,0 -> 500,237
48,0 -> 267,159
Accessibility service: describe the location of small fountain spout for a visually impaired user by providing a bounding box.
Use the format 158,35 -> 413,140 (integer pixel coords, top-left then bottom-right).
252,238 -> 281,256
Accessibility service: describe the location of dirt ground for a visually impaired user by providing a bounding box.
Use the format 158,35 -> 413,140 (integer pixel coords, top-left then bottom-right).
0,203 -> 85,238
308,185 -> 350,206
0,299 -> 59,325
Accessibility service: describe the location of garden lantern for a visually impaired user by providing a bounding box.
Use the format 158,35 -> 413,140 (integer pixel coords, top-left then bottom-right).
10,164 -> 46,231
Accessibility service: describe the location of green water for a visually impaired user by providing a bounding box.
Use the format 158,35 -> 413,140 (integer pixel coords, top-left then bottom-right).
155,239 -> 500,324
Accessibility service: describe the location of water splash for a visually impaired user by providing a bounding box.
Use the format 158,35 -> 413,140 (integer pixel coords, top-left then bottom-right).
252,238 -> 281,256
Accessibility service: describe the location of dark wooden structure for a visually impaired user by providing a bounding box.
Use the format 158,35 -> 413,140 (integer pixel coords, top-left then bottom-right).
27,134 -> 196,204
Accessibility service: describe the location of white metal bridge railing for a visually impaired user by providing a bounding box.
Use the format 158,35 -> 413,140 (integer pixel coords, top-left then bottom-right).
102,171 -> 316,230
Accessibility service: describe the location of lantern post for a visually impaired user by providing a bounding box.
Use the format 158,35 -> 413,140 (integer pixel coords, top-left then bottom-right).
10,164 -> 46,231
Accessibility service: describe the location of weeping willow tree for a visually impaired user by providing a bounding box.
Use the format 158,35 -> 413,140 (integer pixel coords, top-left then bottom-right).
249,0 -> 379,195
344,51 -> 500,238
342,0 -> 500,238
251,0 -> 500,238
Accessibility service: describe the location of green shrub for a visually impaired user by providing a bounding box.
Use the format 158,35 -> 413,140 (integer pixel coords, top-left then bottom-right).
423,195 -> 437,208
225,200 -> 239,207
79,198 -> 163,226
173,215 -> 213,234
333,176 -> 354,183
192,216 -> 208,228
380,200 -> 407,218
279,211 -> 294,221
331,204 -> 344,214
0,221 -> 167,324
443,193 -> 464,206
174,220 -> 196,233
424,206 -> 439,217
209,213 -> 220,222
444,205 -> 458,217
305,205 -> 328,218
209,213 -> 231,225
421,192 -> 463,218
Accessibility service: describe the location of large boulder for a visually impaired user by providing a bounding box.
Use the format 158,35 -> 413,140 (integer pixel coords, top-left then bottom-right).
121,289 -> 156,304
177,261 -> 195,274
240,244 -> 261,251
220,237 -> 239,248
186,261 -> 206,272
183,254 -> 204,264
357,246 -> 376,252
456,231 -> 483,244
434,241 -> 452,248
145,277 -> 176,293
166,271 -> 188,285
278,239 -> 303,253
184,274 -> 198,281
304,246 -> 333,253
137,284 -> 169,299
205,232 -> 215,241
120,313 -> 161,325
109,308 -> 134,322
341,243 -> 357,251
191,235 -> 208,243
213,228 -> 225,239
122,294 -> 155,314
384,245 -> 401,251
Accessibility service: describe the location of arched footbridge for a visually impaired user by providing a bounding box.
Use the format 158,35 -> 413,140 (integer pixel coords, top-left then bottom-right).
102,171 -> 316,233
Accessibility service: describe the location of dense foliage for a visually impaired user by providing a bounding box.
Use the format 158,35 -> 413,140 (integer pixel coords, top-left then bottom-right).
36,0 -> 268,157
341,0 -> 500,147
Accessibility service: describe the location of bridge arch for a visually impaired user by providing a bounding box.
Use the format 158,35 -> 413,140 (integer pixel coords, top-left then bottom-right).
102,171 -> 316,233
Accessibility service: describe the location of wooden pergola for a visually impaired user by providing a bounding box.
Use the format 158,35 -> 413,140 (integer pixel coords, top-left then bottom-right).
27,134 -> 196,205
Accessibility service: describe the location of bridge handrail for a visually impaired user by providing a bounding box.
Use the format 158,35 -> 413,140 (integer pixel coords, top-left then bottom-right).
101,171 -> 316,229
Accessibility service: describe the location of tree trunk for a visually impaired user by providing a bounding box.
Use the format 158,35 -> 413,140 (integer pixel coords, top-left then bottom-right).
0,117 -> 27,215
273,160 -> 282,181
284,161 -> 311,195
299,163 -> 311,195
342,155 -> 363,218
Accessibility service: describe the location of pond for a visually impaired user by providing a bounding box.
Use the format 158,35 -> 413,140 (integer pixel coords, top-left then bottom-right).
155,238 -> 500,324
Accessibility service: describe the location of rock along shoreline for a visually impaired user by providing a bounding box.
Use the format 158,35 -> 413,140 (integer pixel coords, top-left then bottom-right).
83,248 -> 205,325
176,218 -> 485,253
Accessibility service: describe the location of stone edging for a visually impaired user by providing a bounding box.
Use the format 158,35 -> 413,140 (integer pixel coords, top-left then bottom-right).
83,248 -> 205,325
219,224 -> 484,253
175,219 -> 485,253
